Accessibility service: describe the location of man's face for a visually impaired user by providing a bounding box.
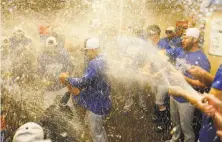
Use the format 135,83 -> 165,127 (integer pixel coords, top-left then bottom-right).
84,49 -> 96,60
148,34 -> 160,45
165,30 -> 175,39
182,36 -> 193,51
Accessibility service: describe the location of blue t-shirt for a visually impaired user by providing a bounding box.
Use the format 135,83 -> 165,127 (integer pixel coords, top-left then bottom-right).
158,36 -> 182,49
174,50 -> 211,102
212,65 -> 222,90
68,55 -> 112,115
171,36 -> 182,48
199,65 -> 222,142
158,38 -> 183,62
158,38 -> 171,50
166,47 -> 184,61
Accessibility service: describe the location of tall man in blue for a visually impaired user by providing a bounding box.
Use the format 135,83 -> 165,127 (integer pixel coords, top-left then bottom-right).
59,38 -> 111,142
169,28 -> 211,142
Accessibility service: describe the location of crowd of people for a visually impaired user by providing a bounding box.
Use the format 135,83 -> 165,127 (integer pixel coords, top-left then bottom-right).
144,24 -> 222,142
1,18 -> 222,142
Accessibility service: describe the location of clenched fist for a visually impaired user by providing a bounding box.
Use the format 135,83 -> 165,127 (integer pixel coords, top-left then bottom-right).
67,84 -> 81,96
59,72 -> 69,85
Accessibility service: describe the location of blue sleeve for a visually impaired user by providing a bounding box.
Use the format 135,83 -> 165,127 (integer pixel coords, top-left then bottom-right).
212,65 -> 222,90
174,47 -> 184,58
166,47 -> 183,59
67,62 -> 97,89
165,48 -> 174,56
158,38 -> 171,49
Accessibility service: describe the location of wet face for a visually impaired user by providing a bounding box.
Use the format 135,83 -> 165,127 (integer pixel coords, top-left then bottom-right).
182,36 -> 194,51
165,30 -> 175,39
84,49 -> 96,60
150,34 -> 160,45
147,32 -> 160,46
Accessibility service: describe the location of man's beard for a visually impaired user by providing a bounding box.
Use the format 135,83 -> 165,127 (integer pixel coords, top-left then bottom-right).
184,40 -> 193,52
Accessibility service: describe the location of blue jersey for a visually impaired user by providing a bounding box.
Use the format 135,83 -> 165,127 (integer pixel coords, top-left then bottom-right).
212,65 -> 222,90
166,47 -> 184,61
158,38 -> 171,50
68,55 -> 112,115
174,50 -> 211,102
171,36 -> 182,48
199,65 -> 222,142
158,36 -> 182,49
158,38 -> 183,62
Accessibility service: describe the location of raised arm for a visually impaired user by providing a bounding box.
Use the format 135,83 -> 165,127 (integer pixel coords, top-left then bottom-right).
168,86 -> 204,111
188,66 -> 215,87
184,76 -> 207,88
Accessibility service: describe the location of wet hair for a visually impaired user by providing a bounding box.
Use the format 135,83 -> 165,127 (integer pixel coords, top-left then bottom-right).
146,25 -> 161,37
